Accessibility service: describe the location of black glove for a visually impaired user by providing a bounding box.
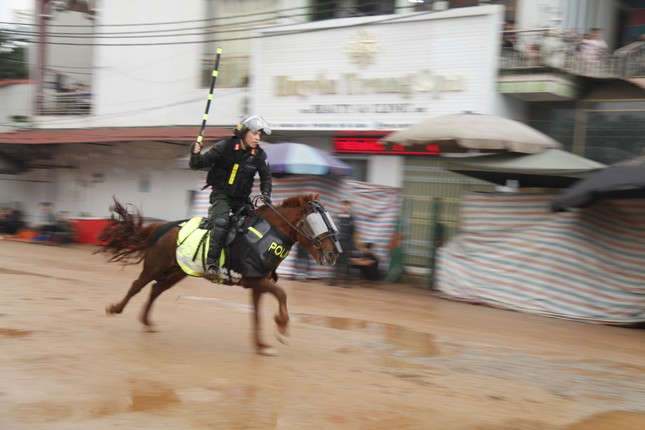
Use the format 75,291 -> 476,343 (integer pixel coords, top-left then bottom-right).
190,141 -> 200,154
261,194 -> 272,205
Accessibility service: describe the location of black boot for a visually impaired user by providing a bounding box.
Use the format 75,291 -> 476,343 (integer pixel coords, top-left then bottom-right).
204,216 -> 228,281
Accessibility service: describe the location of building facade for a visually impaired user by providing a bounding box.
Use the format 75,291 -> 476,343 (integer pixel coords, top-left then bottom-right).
1,0 -> 644,274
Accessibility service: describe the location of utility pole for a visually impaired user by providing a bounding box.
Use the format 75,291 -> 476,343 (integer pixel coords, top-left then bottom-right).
34,0 -> 49,118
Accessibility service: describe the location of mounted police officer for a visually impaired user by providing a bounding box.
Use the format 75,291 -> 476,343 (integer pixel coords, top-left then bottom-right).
189,114 -> 273,281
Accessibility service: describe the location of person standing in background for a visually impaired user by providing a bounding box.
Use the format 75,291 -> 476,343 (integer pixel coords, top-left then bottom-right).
580,27 -> 608,64
36,202 -> 57,235
329,200 -> 355,287
349,242 -> 380,283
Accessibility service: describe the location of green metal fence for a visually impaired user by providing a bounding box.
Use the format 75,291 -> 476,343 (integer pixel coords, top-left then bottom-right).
401,157 -> 496,289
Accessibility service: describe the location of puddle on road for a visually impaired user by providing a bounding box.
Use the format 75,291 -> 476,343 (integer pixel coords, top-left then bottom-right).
87,381 -> 275,424
563,411 -> 645,430
128,386 -> 180,412
298,315 -> 444,368
0,327 -> 32,338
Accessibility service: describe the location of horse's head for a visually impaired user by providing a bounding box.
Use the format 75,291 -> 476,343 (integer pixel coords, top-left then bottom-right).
263,194 -> 340,266
296,194 -> 342,266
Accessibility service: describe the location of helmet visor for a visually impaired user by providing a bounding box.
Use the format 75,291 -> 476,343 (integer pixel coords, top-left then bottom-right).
244,116 -> 272,135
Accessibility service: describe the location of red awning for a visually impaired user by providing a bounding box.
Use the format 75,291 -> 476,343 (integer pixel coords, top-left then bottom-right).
0,127 -> 231,145
0,79 -> 31,88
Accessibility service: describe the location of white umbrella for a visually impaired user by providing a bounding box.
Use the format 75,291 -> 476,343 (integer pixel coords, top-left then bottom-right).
383,112 -> 561,154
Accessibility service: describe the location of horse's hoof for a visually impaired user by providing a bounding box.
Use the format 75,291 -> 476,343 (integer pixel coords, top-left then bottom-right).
257,346 -> 278,356
274,326 -> 290,345
105,305 -> 115,315
139,321 -> 157,333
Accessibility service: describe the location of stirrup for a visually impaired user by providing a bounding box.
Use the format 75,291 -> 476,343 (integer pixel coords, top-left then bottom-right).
204,264 -> 219,280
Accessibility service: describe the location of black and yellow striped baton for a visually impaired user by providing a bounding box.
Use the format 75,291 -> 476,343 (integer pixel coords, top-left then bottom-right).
195,47 -> 222,146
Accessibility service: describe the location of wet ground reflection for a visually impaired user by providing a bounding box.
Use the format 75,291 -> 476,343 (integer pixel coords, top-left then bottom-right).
297,314 -> 444,368
0,327 -> 32,338
563,410 -> 645,430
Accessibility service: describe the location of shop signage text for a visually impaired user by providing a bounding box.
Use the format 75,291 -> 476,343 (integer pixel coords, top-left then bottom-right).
275,70 -> 465,99
334,137 -> 441,155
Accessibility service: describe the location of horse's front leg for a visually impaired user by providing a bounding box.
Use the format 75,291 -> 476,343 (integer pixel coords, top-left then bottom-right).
251,287 -> 275,356
247,277 -> 290,356
269,281 -> 290,344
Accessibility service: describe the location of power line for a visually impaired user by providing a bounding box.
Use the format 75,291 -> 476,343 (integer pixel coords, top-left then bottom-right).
2,0 -> 401,41
0,87 -> 247,128
8,14 -> 285,38
8,10 -> 435,47
0,0 -> 374,28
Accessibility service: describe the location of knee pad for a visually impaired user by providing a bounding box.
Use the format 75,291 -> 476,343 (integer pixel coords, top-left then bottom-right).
214,217 -> 229,228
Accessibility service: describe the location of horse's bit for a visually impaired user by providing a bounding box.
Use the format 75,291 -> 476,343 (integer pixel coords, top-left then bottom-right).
300,201 -> 342,254
256,196 -> 342,254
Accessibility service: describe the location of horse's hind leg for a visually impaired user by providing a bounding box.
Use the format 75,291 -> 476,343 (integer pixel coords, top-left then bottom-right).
140,268 -> 186,329
106,268 -> 155,316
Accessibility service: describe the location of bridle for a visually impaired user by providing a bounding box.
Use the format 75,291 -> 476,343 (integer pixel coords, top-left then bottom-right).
254,196 -> 342,253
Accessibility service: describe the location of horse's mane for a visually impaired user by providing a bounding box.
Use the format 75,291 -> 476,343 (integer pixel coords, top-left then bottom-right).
278,193 -> 318,208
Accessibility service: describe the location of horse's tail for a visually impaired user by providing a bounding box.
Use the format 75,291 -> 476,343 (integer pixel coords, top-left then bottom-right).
94,198 -> 159,265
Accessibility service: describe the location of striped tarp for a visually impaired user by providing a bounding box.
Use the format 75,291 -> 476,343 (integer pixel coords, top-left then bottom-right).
436,192 -> 645,325
191,175 -> 402,279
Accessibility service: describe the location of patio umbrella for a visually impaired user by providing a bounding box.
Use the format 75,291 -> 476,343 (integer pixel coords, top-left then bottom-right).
383,112 -> 561,154
551,155 -> 645,211
446,148 -> 606,188
264,142 -> 353,176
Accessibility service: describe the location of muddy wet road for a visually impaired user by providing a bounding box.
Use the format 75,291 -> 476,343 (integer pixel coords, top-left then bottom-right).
1,240 -> 644,429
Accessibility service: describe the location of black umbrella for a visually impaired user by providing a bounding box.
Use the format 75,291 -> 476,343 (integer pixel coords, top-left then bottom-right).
551,156 -> 645,211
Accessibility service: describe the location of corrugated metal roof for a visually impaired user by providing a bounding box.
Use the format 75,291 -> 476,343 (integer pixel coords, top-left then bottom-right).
0,127 -> 231,145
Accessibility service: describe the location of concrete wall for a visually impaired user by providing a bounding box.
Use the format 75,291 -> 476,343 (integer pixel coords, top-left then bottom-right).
0,141 -> 200,225
0,83 -> 33,132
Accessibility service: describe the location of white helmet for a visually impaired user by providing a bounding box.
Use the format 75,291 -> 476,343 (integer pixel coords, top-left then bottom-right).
234,114 -> 271,138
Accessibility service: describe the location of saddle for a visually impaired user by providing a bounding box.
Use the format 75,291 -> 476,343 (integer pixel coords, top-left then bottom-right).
176,206 -> 294,284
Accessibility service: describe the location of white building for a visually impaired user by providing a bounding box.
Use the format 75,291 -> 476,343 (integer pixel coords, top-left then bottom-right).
2,0 -> 643,273
0,1 -> 506,225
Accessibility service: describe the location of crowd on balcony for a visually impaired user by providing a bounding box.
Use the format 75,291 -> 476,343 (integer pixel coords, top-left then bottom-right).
501,21 -> 645,79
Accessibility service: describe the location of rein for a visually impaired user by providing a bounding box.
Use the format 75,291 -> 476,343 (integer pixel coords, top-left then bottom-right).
253,195 -> 311,239
253,195 -> 334,250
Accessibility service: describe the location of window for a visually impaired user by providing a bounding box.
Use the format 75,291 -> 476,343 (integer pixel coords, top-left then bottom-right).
584,107 -> 645,165
529,98 -> 645,166
311,0 -> 395,21
343,158 -> 367,181
202,0 -> 279,88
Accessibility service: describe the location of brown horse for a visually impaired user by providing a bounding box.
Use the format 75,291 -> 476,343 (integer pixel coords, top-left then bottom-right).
97,194 -> 340,356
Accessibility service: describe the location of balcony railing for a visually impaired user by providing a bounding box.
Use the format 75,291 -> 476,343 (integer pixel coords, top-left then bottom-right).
39,89 -> 92,116
500,30 -> 645,80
